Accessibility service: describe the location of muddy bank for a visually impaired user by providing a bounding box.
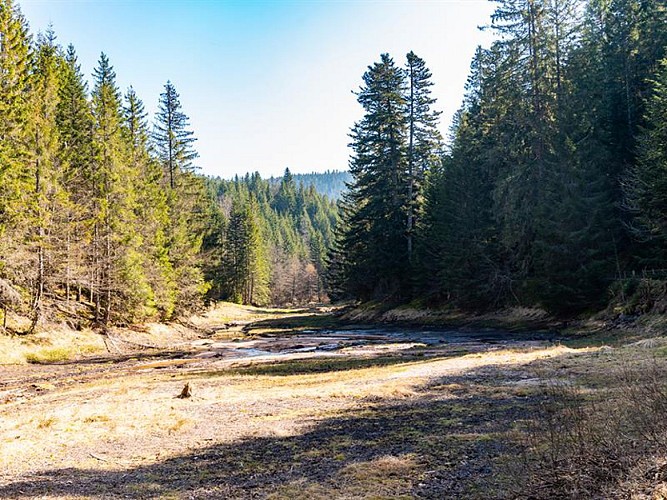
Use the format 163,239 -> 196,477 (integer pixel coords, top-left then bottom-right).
337,303 -> 667,345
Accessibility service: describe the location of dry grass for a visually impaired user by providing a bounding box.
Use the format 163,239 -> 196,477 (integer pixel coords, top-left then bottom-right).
267,454 -> 419,500
342,453 -> 420,480
189,301 -> 301,329
6,301 -> 660,498
0,327 -> 105,364
510,347 -> 667,499
0,302 -> 298,365
0,343 -> 573,487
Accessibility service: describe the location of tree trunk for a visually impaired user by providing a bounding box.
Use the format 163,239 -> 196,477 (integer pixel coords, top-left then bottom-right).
407,60 -> 415,262
30,144 -> 44,334
65,228 -> 71,302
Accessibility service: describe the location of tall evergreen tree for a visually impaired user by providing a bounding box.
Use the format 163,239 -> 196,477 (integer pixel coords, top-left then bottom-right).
223,199 -> 269,305
273,167 -> 297,214
123,86 -> 176,318
152,80 -> 208,314
55,44 -> 94,304
0,0 -> 32,322
336,53 -> 408,300
405,51 -> 442,262
0,0 -> 31,208
25,28 -> 64,330
152,81 -> 198,189
90,53 -> 147,324
626,58 -> 667,268
576,0 -> 667,266
417,48 -> 502,308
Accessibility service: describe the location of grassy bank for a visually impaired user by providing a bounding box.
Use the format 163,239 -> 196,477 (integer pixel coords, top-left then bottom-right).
0,302 -> 306,365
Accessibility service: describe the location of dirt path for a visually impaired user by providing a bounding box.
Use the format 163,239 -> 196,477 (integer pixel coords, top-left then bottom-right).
0,305 -> 590,499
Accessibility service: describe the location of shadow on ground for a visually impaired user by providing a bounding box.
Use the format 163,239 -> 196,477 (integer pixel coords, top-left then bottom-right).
215,350 -> 471,377
242,312 -> 350,335
0,363 -> 542,499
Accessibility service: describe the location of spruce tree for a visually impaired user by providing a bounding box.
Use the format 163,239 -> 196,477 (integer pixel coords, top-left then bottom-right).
337,53 -> 408,300
405,51 -> 442,262
0,0 -> 32,322
273,167 -> 297,214
627,58 -> 667,267
25,28 -> 64,330
223,199 -> 269,305
123,86 -> 176,318
152,80 -> 208,314
55,44 -> 94,303
152,81 -> 198,190
90,53 -> 147,324
417,49 -> 502,308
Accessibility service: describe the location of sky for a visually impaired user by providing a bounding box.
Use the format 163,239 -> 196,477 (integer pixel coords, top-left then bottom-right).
22,0 -> 496,179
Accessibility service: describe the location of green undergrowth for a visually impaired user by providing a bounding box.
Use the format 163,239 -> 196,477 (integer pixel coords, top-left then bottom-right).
24,346 -> 77,364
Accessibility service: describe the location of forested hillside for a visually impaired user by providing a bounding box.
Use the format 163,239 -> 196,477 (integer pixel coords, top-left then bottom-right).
331,0 -> 667,315
204,169 -> 339,306
0,1 -> 338,332
282,170 -> 351,200
0,11 -> 209,328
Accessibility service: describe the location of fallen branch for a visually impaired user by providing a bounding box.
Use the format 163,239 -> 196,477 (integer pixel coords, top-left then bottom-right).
89,452 -> 129,466
89,452 -> 110,463
103,334 -> 124,354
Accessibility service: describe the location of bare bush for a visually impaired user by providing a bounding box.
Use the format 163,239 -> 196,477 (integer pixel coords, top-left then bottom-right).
513,357 -> 667,499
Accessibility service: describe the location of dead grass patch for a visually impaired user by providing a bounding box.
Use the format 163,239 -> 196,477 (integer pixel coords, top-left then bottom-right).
0,326 -> 105,364
266,480 -> 334,500
83,414 -> 111,424
342,453 -> 419,480
166,417 -> 191,433
35,415 -> 57,429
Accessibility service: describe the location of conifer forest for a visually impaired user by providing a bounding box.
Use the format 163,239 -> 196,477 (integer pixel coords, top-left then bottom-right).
0,0 -> 666,332
4,1 -> 667,498
331,0 -> 667,316
0,0 -> 341,330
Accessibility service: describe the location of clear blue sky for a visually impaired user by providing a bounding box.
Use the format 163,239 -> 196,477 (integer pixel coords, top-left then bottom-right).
22,0 -> 496,178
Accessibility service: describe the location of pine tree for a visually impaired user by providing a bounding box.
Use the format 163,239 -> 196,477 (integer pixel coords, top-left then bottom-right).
24,28 -> 64,330
336,54 -> 408,300
55,44 -> 94,304
627,58 -> 667,267
0,0 -> 31,200
527,1 -> 617,313
123,86 -> 176,318
0,0 -> 32,323
417,49 -> 502,308
90,53 -> 147,324
273,167 -> 297,214
152,80 -> 208,314
152,81 -> 198,190
575,0 -> 667,268
222,199 -> 269,305
405,51 -> 442,262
